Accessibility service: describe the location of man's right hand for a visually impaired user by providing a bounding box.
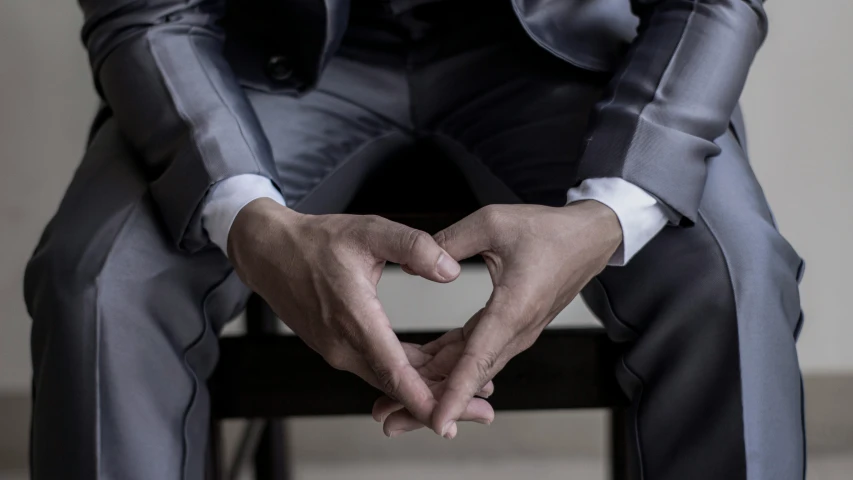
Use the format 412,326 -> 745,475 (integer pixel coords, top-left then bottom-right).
227,198 -> 475,433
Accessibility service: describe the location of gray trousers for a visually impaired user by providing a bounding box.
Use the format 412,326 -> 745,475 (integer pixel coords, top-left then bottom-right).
24,4 -> 806,479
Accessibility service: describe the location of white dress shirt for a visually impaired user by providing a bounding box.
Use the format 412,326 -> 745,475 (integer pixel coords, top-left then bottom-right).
565,177 -> 668,266
201,174 -> 668,266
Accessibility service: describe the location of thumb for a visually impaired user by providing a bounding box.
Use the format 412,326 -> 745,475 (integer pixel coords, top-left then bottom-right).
434,207 -> 495,261
369,218 -> 461,283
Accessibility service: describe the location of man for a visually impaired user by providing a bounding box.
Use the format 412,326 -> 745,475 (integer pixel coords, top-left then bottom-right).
24,0 -> 805,478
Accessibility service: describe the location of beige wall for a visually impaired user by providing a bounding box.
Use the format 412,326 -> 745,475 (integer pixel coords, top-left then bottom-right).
0,1 -> 98,394
1,0 -> 852,394
740,1 -> 853,373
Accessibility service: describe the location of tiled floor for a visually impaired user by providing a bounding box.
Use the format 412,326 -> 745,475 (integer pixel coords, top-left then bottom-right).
8,454 -> 848,480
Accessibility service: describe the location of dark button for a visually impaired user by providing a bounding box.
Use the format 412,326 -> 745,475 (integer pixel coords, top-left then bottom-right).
266,55 -> 293,82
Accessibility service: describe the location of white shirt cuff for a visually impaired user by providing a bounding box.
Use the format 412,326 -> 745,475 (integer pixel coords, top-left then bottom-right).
566,178 -> 668,266
201,174 -> 286,255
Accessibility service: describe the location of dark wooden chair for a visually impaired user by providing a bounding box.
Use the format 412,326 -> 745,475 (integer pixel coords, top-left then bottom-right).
206,145 -> 631,480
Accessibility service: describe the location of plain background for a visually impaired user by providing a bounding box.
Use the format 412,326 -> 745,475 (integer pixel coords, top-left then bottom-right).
1,0 -> 851,397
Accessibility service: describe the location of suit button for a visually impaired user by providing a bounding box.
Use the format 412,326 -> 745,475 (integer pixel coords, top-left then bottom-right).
266,55 -> 293,82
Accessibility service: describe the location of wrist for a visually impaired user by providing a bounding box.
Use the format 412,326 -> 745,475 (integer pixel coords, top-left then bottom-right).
227,198 -> 302,266
564,200 -> 623,253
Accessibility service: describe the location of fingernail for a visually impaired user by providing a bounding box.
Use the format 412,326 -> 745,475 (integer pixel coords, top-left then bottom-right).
388,430 -> 404,438
436,254 -> 461,279
473,418 -> 492,425
442,421 -> 457,439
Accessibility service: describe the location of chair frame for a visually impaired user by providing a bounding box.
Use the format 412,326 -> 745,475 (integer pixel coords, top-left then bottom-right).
207,295 -> 631,480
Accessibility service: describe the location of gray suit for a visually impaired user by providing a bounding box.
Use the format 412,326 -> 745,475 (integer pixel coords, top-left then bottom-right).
25,0 -> 805,479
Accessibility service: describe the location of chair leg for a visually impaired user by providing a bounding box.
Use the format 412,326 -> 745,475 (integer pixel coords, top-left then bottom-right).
206,419 -> 222,480
246,295 -> 290,479
228,420 -> 266,480
254,420 -> 290,480
610,408 -> 629,480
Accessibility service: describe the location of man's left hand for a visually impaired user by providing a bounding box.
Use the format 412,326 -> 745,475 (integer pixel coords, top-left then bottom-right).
377,201 -> 623,438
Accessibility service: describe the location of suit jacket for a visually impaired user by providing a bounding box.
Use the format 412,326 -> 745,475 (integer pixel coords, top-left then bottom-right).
78,0 -> 767,251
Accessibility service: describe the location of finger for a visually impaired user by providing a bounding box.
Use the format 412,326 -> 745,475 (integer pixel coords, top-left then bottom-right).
430,312 -> 514,438
372,394 -> 405,422
421,308 -> 484,357
401,342 -> 431,369
368,218 -> 461,282
374,341 -> 496,423
420,328 -> 465,356
384,397 -> 495,438
433,208 -> 495,261
478,380 -> 495,398
372,378 -> 494,423
340,351 -> 393,392
418,311 -> 486,384
357,312 -> 437,425
400,264 -> 417,276
373,339 -> 495,424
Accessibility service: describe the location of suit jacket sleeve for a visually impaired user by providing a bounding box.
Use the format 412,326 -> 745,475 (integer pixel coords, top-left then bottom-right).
79,0 -> 281,251
576,0 -> 768,226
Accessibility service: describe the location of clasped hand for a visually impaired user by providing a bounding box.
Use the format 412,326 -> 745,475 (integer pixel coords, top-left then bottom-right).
229,199 -> 621,440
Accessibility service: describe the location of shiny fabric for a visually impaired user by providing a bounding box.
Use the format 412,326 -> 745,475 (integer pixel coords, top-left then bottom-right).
28,3 -> 804,479
78,0 -> 767,250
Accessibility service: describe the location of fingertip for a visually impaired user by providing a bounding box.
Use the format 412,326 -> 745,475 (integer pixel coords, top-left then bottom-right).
435,253 -> 461,282
383,417 -> 395,437
372,398 -> 389,422
479,381 -> 495,398
430,385 -> 472,435
383,410 -> 425,437
443,421 -> 457,440
372,409 -> 388,423
466,398 -> 495,425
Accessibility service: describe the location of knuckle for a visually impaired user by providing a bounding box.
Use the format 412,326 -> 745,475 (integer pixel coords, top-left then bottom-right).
374,364 -> 402,396
323,347 -> 351,371
362,214 -> 385,227
335,223 -> 363,252
342,215 -> 382,248
338,319 -> 368,352
480,205 -> 504,231
465,350 -> 499,385
403,229 -> 432,255
433,229 -> 449,250
515,334 -> 537,353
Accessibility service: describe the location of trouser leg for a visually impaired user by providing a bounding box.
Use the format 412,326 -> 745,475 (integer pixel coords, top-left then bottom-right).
25,118 -> 251,480
412,13 -> 806,476
580,130 -> 806,479
24,39 -> 424,478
